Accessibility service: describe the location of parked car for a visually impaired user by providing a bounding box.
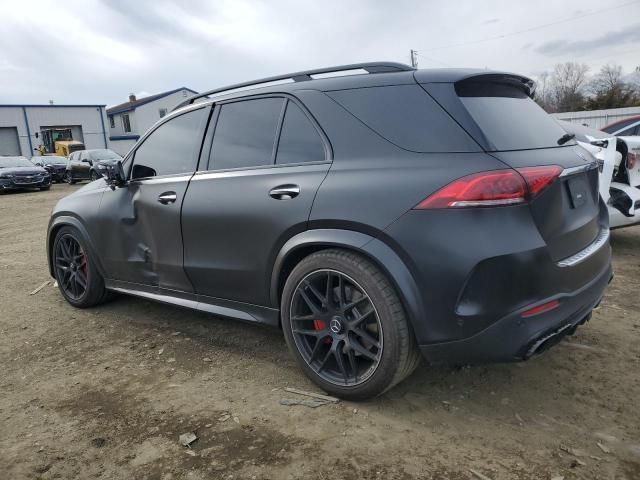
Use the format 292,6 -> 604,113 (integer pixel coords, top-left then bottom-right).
602,115 -> 640,137
65,149 -> 122,184
32,155 -> 68,182
558,121 -> 640,229
47,62 -> 612,400
0,156 -> 51,191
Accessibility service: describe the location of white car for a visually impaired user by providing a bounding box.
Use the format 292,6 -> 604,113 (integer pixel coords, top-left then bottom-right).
558,121 -> 640,230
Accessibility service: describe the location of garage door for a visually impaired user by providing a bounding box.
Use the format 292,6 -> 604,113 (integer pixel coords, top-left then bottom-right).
0,127 -> 21,156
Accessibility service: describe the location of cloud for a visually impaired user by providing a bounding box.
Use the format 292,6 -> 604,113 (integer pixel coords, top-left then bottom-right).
0,0 -> 639,105
535,23 -> 640,56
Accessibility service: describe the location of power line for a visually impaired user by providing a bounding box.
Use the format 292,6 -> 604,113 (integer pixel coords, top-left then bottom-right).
420,0 -> 640,53
415,52 -> 451,67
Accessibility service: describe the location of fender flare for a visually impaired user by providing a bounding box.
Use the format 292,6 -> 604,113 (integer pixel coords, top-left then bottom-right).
47,214 -> 106,278
269,229 -> 425,331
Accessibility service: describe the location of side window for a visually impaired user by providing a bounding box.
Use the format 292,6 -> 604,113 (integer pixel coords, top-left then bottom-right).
602,118 -> 636,134
131,108 -> 207,179
619,124 -> 640,136
209,97 -> 283,170
276,101 -> 326,164
122,114 -> 131,133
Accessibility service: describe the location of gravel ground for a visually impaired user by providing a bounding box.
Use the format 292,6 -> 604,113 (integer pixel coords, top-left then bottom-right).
1,183 -> 639,480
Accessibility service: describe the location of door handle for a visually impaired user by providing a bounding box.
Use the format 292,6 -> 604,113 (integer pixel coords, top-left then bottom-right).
269,185 -> 300,200
158,191 -> 177,204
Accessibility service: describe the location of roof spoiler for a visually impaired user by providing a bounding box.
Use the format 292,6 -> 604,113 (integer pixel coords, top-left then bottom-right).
455,73 -> 536,98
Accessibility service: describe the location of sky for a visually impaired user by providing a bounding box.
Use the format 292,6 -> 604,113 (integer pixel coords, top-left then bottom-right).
1,0 -> 639,107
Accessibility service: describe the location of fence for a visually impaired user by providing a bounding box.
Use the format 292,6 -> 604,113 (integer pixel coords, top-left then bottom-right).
550,106 -> 640,129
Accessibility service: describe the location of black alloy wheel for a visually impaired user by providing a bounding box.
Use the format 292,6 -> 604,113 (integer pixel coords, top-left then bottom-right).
289,269 -> 383,386
54,233 -> 88,301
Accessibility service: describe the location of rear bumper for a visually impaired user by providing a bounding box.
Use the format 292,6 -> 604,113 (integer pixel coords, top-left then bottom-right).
419,261 -> 612,365
381,203 -> 612,365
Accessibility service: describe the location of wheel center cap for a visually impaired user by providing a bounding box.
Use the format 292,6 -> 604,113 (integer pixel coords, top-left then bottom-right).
329,316 -> 343,334
70,263 -> 76,271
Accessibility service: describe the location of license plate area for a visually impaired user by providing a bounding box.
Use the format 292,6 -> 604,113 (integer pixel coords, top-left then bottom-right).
566,176 -> 589,209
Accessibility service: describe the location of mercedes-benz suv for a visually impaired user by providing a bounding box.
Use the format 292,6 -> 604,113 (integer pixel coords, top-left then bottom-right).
47,62 -> 612,400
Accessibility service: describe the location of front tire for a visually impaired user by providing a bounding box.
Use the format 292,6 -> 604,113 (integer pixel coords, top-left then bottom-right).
65,172 -> 76,185
90,171 -> 99,181
281,249 -> 421,400
52,226 -> 110,308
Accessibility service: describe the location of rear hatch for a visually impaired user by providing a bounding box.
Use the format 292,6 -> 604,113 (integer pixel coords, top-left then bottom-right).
420,74 -> 603,262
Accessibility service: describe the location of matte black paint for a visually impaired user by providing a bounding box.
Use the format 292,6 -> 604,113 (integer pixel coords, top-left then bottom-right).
47,65 -> 612,366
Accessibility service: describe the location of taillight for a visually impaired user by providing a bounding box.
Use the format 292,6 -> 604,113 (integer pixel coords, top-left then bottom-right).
517,166 -> 563,196
415,165 -> 562,209
628,152 -> 637,170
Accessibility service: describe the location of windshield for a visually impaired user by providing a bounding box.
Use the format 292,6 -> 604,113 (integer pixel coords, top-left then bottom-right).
38,156 -> 67,165
0,156 -> 35,168
456,80 -> 575,151
88,149 -> 121,161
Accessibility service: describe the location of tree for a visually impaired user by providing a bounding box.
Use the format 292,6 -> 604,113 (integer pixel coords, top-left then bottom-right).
585,64 -> 640,109
534,62 -> 589,113
550,62 -> 589,112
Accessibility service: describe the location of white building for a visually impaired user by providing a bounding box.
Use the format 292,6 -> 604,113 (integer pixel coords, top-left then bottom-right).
0,104 -> 109,157
106,87 -> 197,155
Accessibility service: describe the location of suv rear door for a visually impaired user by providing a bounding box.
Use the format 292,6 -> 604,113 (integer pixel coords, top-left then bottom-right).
181,95 -> 331,307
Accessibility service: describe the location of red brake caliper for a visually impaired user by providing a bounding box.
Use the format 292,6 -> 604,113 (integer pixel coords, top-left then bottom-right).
313,320 -> 331,344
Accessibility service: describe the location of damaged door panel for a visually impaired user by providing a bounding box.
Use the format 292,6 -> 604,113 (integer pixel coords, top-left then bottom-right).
93,105 -> 209,289
558,120 -> 640,230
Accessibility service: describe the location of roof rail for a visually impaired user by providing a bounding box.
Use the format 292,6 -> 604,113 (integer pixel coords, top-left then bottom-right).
173,62 -> 415,111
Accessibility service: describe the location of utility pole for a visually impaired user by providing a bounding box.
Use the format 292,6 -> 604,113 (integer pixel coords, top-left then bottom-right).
410,49 -> 418,68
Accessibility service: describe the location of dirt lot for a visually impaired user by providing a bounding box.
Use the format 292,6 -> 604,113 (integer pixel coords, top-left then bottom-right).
0,183 -> 639,480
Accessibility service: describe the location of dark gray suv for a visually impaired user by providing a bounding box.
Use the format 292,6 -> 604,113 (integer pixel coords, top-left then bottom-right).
47,62 -> 612,399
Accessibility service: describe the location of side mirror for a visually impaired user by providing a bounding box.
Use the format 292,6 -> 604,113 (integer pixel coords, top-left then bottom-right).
105,160 -> 127,190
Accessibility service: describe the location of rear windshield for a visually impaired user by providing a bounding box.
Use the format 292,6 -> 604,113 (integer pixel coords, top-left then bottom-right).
327,85 -> 480,153
456,81 -> 574,151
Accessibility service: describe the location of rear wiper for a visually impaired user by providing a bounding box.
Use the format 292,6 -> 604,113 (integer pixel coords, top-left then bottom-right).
557,133 -> 576,145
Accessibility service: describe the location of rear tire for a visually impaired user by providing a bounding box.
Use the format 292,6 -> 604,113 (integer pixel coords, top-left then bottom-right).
90,171 -> 98,181
52,226 -> 110,308
281,249 -> 421,400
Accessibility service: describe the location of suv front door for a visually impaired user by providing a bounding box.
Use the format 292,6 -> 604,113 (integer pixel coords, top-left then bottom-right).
181,96 -> 331,308
74,151 -> 92,180
94,106 -> 209,291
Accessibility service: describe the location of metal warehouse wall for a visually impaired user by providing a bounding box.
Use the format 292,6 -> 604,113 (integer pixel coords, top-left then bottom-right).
551,106 -> 640,129
0,105 -> 109,156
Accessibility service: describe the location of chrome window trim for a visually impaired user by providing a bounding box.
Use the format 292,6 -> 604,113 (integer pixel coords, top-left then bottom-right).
559,162 -> 599,178
130,174 -> 193,185
557,229 -> 610,268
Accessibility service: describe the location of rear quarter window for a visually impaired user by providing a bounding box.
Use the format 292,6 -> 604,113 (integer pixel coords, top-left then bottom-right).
327,85 -> 480,153
456,81 -> 572,151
